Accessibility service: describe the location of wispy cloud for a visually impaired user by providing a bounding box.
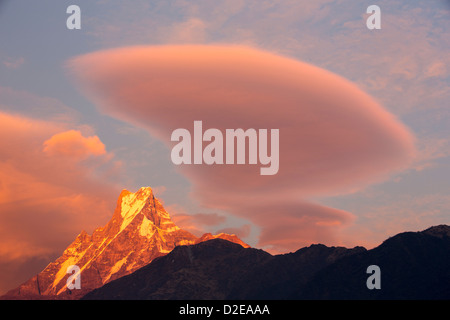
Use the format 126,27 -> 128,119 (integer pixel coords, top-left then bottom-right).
2,56 -> 24,69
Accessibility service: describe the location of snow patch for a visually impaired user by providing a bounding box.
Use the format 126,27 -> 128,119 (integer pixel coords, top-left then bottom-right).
52,256 -> 80,291
104,255 -> 129,283
139,216 -> 156,237
163,225 -> 181,233
119,189 -> 151,232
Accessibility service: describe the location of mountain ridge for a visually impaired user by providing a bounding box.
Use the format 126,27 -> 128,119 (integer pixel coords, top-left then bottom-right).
82,225 -> 450,300
2,184 -> 448,300
295,224 -> 450,299
1,187 -> 249,300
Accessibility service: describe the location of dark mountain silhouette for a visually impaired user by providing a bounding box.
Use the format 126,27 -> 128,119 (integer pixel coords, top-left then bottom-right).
295,225 -> 450,299
228,243 -> 366,299
82,225 -> 450,300
83,239 -> 272,300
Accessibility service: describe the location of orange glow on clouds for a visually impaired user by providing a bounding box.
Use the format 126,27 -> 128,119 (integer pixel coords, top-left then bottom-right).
68,45 -> 416,252
0,111 -> 121,282
43,130 -> 106,159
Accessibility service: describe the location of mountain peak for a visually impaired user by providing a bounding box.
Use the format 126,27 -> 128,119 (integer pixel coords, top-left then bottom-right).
119,186 -> 154,207
113,186 -> 172,233
116,187 -> 153,209
3,186 -> 248,300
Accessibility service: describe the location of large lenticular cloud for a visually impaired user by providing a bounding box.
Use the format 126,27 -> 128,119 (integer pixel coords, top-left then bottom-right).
68,45 -> 415,251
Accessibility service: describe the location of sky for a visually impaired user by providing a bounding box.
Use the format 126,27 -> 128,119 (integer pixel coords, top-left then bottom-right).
0,0 -> 449,294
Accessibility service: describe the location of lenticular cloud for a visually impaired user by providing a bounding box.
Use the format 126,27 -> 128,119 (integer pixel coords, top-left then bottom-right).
68,45 -> 415,251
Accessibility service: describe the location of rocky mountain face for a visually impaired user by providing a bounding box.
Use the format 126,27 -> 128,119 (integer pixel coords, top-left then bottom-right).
83,225 -> 450,300
2,187 -> 248,300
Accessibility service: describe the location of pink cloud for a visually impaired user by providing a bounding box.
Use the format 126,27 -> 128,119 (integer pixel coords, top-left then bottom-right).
2,56 -> 24,69
0,111 -> 121,294
172,212 -> 227,237
235,200 -> 355,252
43,130 -> 106,159
68,45 -> 416,252
217,224 -> 251,239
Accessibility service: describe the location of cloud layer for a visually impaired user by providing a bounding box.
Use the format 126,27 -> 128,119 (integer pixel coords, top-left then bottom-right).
69,45 -> 416,252
0,111 -> 121,294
